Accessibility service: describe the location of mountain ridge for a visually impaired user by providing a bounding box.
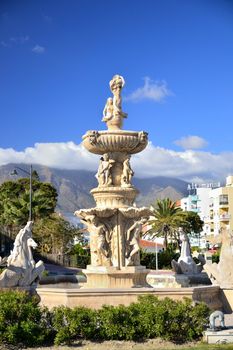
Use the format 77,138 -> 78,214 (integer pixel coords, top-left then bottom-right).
0,163 -> 189,215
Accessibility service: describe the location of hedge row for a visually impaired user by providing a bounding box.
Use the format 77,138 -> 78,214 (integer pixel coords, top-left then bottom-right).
0,290 -> 209,346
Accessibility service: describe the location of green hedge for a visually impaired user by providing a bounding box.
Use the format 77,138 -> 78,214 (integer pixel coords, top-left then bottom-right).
0,290 -> 52,346
0,291 -> 209,346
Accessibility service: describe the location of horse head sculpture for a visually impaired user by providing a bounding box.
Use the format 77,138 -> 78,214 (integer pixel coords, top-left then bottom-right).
0,221 -> 45,288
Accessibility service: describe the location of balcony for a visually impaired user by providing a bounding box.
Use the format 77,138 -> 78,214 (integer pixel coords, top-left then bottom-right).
219,214 -> 231,221
219,202 -> 229,208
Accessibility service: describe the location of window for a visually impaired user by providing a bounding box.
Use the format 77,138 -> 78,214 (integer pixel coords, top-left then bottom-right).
219,195 -> 228,205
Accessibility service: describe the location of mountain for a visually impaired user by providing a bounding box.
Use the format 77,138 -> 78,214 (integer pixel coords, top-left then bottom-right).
0,164 -> 188,216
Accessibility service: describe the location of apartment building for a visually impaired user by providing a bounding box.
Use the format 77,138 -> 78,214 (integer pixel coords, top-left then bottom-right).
205,176 -> 233,236
180,185 -> 217,237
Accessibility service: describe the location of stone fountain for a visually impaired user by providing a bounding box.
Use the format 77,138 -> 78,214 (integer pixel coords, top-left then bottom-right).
37,75 -> 222,310
75,74 -> 151,288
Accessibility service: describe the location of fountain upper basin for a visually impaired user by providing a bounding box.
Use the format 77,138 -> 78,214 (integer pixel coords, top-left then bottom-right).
82,130 -> 148,155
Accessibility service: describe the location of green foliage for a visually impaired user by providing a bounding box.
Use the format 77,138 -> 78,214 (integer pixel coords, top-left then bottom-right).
0,291 -> 210,346
147,198 -> 184,248
136,295 -> 209,342
0,290 -> 52,346
146,199 -> 204,250
181,211 -> 204,235
69,243 -> 91,268
52,306 -> 98,345
0,179 -> 57,227
51,295 -> 209,345
140,248 -> 179,269
212,251 -> 220,263
33,213 -> 81,255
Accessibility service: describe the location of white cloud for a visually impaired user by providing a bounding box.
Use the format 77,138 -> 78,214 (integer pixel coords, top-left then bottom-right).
0,141 -> 233,182
125,77 -> 173,102
174,135 -> 208,150
1,35 -> 29,48
0,142 -> 98,171
10,35 -> 29,44
32,45 -> 45,54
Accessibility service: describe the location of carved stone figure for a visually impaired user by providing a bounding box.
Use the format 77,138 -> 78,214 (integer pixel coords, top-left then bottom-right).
102,97 -> 114,123
121,156 -> 134,187
209,310 -> 226,331
95,153 -> 115,186
87,130 -> 99,145
109,75 -> 126,116
102,75 -> 127,130
171,227 -> 204,274
81,215 -> 111,266
138,131 -> 148,144
204,229 -> 233,288
0,221 -> 44,287
126,218 -> 147,266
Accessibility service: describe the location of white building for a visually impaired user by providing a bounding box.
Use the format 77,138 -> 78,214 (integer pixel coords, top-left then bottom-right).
180,184 -> 219,237
205,176 -> 233,236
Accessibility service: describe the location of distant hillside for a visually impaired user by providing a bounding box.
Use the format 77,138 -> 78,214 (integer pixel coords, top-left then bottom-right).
0,164 -> 188,215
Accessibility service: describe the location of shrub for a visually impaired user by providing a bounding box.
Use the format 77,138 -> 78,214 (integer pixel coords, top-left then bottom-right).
52,306 -> 97,345
98,304 -> 142,341
0,291 -> 210,346
0,290 -> 52,346
136,295 -> 209,342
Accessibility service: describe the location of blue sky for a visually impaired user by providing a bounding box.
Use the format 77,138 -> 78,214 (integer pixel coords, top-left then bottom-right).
1,0 -> 233,181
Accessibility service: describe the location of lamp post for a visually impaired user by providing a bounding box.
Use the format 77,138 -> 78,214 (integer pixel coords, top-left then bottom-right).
10,165 -> 33,221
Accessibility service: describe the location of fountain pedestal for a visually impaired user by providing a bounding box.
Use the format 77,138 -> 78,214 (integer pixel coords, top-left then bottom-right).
83,265 -> 149,288
75,75 -> 151,289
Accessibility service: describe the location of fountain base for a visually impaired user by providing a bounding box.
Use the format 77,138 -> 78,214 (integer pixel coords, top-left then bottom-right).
83,265 -> 150,288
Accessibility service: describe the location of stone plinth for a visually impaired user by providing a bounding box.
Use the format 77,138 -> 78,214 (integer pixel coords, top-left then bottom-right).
83,265 -> 150,288
203,329 -> 233,344
37,285 -> 222,310
146,271 -> 211,288
147,272 -> 190,288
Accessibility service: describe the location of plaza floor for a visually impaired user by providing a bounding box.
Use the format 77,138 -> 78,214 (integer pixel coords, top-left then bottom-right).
17,340 -> 233,350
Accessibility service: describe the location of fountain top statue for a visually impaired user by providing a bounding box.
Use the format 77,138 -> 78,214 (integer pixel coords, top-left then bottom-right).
82,75 -> 148,156
102,74 -> 127,130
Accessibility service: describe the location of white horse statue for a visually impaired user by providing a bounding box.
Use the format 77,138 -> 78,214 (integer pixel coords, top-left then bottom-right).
0,221 -> 44,287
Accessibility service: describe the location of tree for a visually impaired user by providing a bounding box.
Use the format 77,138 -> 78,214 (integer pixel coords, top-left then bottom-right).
147,198 -> 204,250
33,213 -> 81,255
0,178 -> 57,229
0,177 -> 58,255
147,198 -> 184,249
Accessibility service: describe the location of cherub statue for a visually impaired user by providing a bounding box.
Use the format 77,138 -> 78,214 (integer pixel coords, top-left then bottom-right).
95,153 -> 115,186
126,217 -> 148,266
121,156 -> 134,187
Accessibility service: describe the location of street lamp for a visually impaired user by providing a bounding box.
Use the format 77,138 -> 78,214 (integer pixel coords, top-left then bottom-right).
10,165 -> 33,221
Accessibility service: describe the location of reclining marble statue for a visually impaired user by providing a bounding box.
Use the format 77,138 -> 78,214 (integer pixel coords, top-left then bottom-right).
0,221 -> 45,288
171,227 -> 205,274
76,75 -> 151,288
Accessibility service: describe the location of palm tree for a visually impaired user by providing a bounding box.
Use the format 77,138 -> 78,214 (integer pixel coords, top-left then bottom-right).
146,198 -> 184,249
